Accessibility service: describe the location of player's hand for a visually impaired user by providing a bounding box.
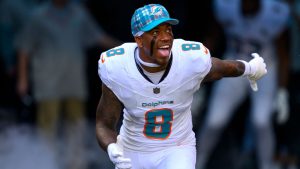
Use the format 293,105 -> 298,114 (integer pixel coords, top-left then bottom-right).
107,141 -> 132,169
246,53 -> 267,91
276,88 -> 289,124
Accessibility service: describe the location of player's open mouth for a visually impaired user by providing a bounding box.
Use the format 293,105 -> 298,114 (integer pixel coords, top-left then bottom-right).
157,45 -> 170,57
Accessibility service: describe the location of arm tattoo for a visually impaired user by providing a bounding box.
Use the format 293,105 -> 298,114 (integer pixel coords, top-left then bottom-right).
221,60 -> 245,77
204,57 -> 245,82
96,84 -> 123,150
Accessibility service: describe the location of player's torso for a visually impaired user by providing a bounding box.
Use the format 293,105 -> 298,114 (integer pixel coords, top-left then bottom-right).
99,39 -> 211,152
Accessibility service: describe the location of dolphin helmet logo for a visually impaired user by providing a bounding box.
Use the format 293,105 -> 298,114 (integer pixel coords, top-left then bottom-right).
150,6 -> 163,16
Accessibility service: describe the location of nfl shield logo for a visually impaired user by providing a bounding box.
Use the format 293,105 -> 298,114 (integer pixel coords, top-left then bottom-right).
153,87 -> 160,94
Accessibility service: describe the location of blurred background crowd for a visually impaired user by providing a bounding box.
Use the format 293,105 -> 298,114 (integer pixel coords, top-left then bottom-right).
0,0 -> 299,169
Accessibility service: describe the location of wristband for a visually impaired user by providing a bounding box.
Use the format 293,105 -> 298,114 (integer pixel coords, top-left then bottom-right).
237,60 -> 251,77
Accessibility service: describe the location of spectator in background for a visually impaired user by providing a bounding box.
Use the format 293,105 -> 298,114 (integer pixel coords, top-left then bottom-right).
0,0 -> 41,121
289,0 -> 300,74
195,0 -> 290,169
273,0 -> 300,168
287,1 -> 300,168
0,0 -> 40,76
16,0 -> 122,169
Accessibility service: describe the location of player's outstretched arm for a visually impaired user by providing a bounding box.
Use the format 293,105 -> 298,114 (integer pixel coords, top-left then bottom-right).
203,57 -> 246,82
203,53 -> 267,91
96,84 -> 132,169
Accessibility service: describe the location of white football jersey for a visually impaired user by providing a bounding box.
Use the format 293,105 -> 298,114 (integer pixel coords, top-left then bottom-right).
98,39 -> 212,152
214,0 -> 290,62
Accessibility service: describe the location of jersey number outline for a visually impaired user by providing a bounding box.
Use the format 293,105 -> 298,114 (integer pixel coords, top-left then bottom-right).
106,48 -> 125,57
143,108 -> 174,140
181,43 -> 200,51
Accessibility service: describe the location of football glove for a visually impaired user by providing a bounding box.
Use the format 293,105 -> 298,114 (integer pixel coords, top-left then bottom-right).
107,136 -> 132,169
238,53 -> 267,91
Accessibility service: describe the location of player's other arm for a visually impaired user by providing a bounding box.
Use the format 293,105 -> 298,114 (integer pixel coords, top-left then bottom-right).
96,84 -> 132,169
203,54 -> 267,91
203,57 -> 245,82
96,83 -> 122,151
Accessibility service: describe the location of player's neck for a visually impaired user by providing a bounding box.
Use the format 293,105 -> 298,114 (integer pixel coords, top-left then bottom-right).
136,49 -> 167,73
140,63 -> 167,73
136,53 -> 160,68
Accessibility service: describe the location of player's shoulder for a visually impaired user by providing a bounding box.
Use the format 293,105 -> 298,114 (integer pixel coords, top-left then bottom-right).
102,42 -> 136,53
267,0 -> 290,9
261,0 -> 290,31
172,39 -> 212,76
98,42 -> 136,85
100,42 -> 136,61
264,0 -> 290,19
173,39 -> 211,59
99,42 -> 136,70
172,39 -> 211,67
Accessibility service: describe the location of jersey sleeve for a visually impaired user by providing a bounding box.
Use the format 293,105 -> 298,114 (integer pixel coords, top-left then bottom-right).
98,51 -> 112,89
199,43 -> 212,79
173,39 -> 212,80
97,43 -> 136,93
